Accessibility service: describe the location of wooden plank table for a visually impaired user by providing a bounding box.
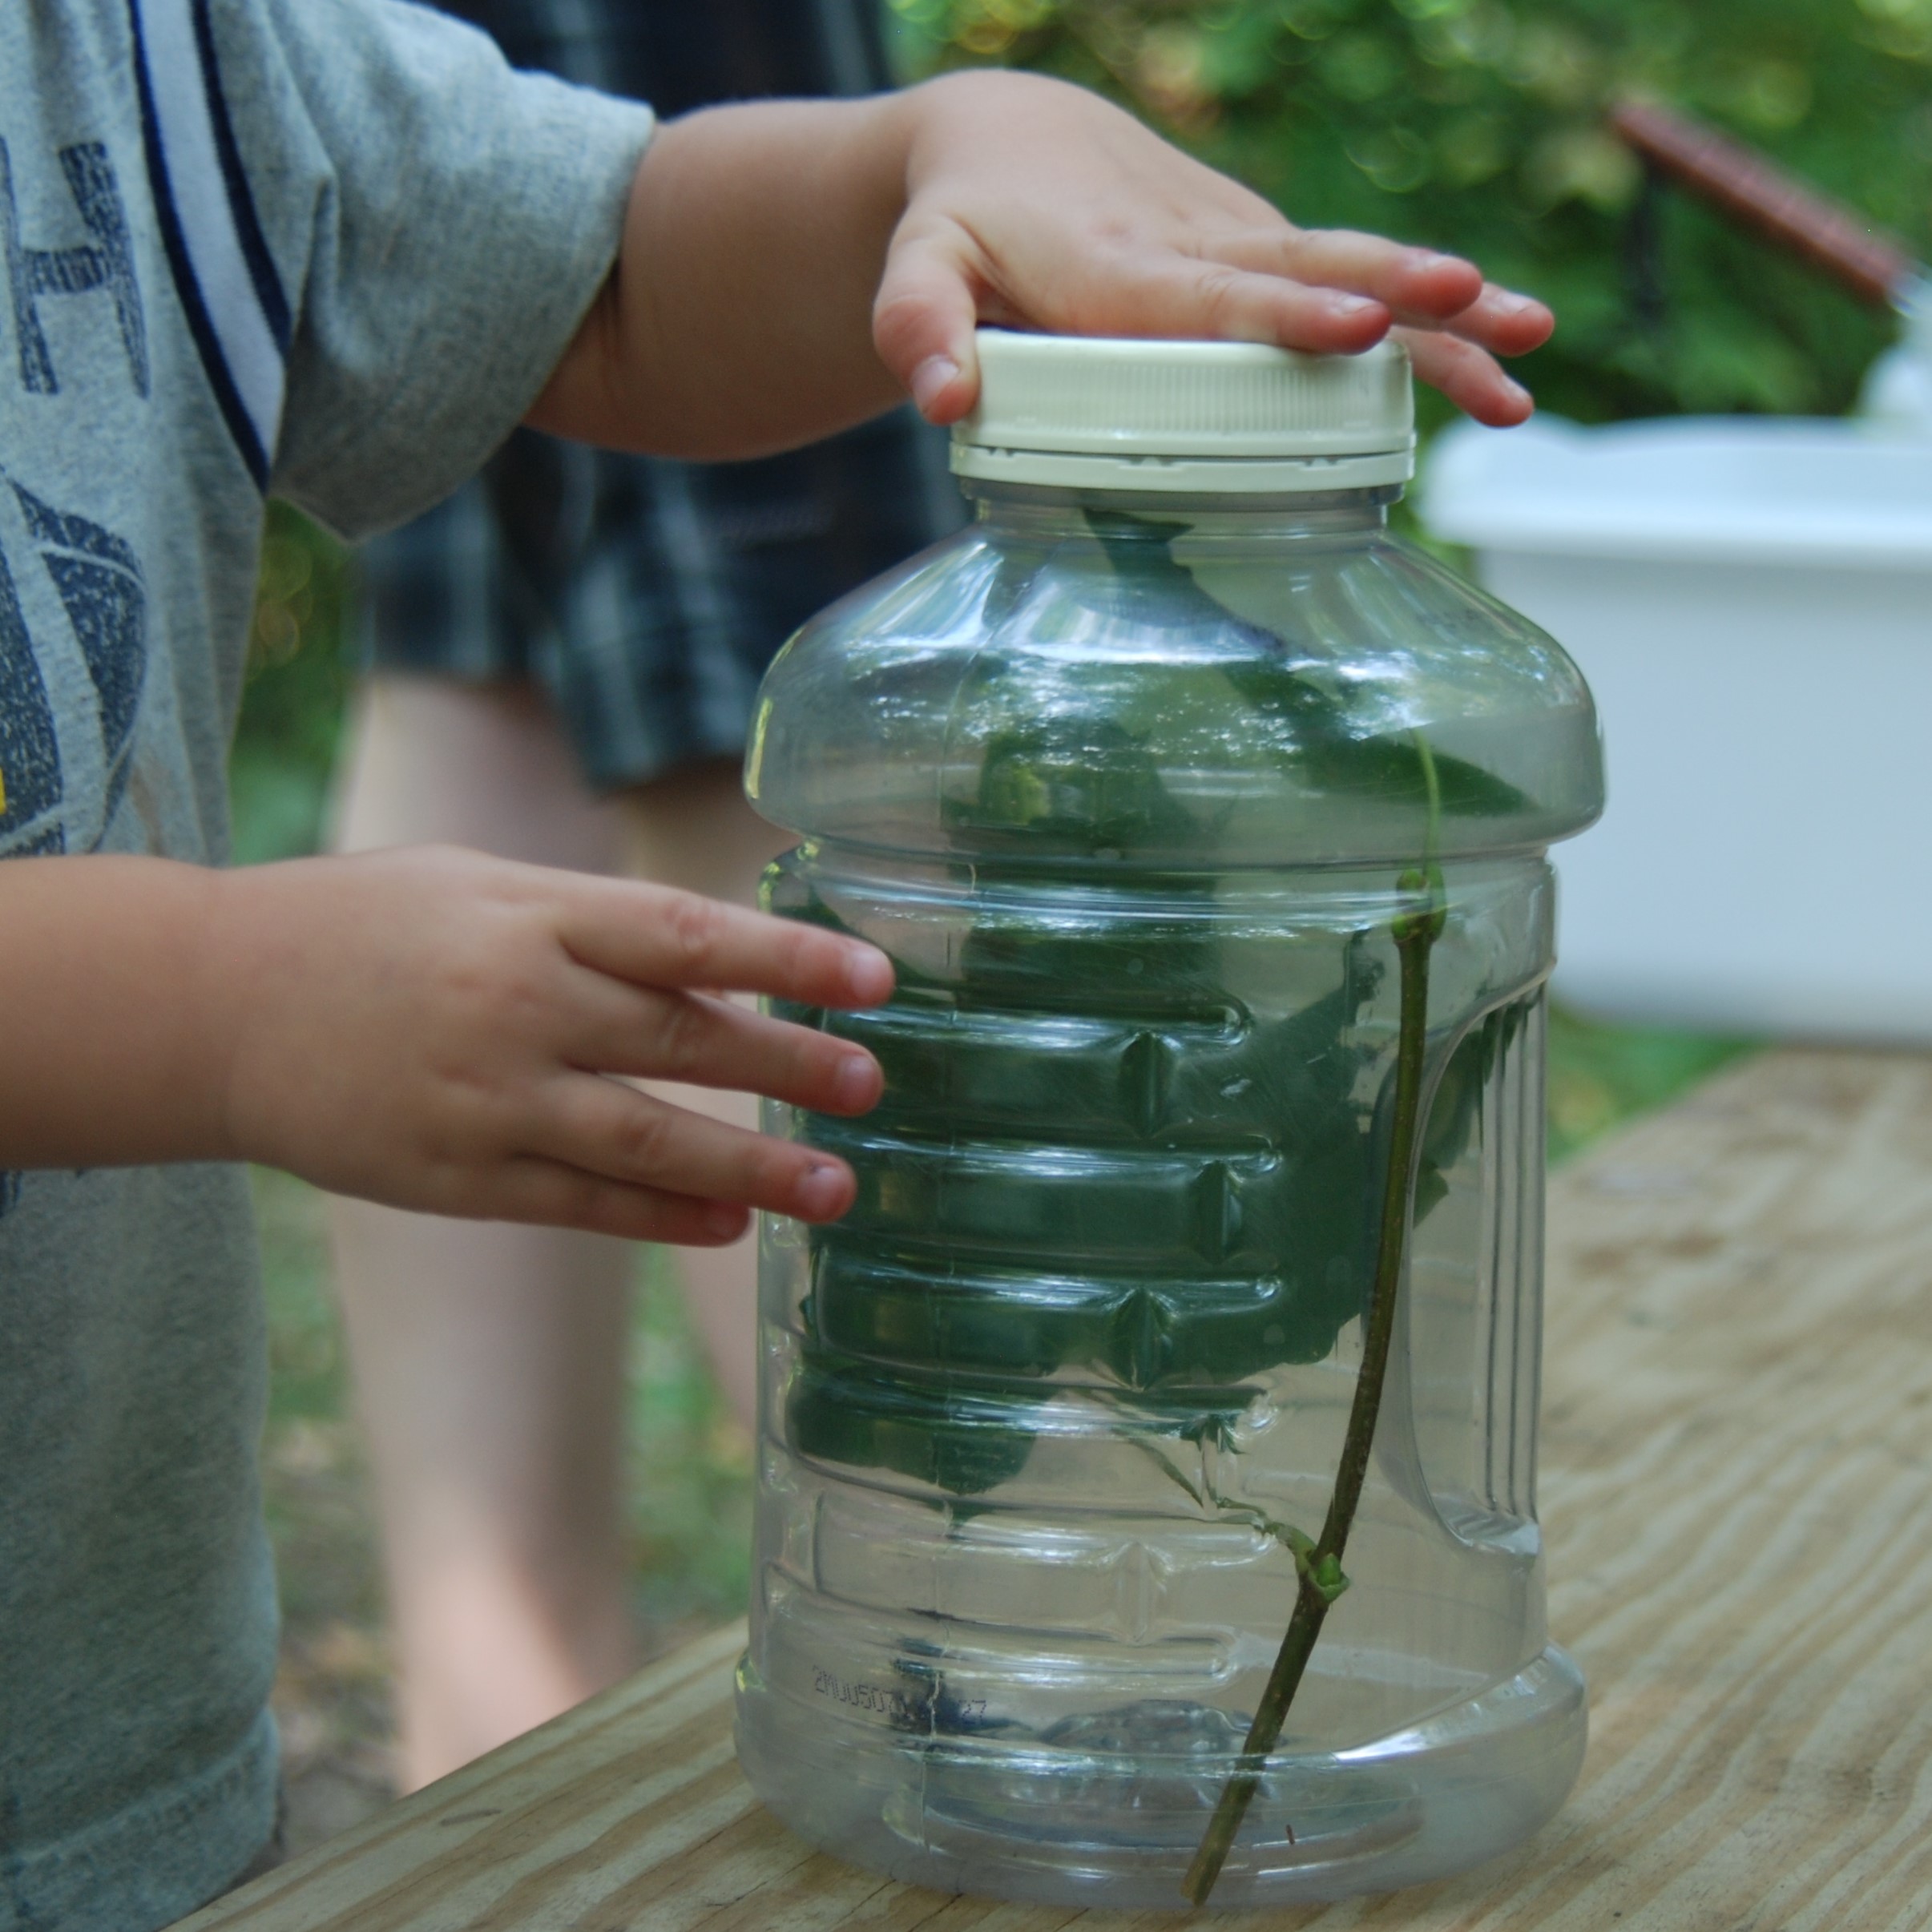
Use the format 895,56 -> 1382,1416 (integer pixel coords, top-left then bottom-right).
183,1048 -> 1932,1930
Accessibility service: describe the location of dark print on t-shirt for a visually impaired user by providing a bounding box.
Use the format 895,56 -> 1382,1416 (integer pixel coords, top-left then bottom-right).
0,134 -> 150,399
0,118 -> 151,863
0,477 -> 147,863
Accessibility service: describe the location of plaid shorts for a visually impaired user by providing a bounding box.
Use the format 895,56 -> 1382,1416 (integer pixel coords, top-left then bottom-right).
355,0 -> 966,792
358,412 -> 962,791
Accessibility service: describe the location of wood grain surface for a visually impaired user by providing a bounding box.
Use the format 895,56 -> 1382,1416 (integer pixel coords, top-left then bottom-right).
179,1048 -> 1932,1932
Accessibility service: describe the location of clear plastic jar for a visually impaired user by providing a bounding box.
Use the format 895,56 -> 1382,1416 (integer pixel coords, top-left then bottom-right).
735,334 -> 1604,1910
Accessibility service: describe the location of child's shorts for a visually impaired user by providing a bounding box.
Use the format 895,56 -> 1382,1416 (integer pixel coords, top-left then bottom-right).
357,407 -> 962,794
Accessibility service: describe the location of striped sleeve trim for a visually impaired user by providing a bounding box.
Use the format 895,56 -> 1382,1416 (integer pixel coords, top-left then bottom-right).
128,0 -> 288,488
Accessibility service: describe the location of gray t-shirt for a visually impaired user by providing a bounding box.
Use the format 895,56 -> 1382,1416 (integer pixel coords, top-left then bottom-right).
0,3 -> 652,1924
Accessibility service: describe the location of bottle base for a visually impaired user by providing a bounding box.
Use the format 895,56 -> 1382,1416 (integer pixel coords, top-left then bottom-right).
735,1645 -> 1586,1911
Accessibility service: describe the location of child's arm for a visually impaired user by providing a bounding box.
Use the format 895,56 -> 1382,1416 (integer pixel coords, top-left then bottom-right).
527,70 -> 1552,462
0,848 -> 890,1241
0,72 -> 1541,1241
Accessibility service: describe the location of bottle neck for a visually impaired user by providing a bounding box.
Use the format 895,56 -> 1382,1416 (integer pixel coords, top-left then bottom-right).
963,478 -> 1398,543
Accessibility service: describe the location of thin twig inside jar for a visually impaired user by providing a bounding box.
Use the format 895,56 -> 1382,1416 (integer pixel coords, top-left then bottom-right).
1183,865 -> 1444,1908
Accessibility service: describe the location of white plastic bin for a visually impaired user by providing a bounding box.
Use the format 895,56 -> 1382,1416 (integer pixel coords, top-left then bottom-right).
1421,415 -> 1932,1039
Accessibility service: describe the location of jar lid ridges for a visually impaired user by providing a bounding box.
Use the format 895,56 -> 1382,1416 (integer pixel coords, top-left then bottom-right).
951,330 -> 1415,493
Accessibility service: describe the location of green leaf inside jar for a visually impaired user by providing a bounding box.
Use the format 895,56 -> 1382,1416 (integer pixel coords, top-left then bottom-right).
776,510 -> 1523,1498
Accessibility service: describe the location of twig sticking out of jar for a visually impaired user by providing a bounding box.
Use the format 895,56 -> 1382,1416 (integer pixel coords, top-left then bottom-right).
1184,863 -> 1446,1908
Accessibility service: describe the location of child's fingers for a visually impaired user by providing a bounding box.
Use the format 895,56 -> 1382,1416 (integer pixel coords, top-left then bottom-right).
1432,284 -> 1554,357
1296,253 -> 1550,355
1396,328 -> 1534,426
1217,228 -> 1485,321
487,1156 -> 752,1245
1069,256 -> 1393,357
563,976 -> 883,1115
560,880 -> 893,1007
1207,232 -> 1551,357
534,1075 -> 858,1223
881,233 -> 1432,407
874,219 -> 986,423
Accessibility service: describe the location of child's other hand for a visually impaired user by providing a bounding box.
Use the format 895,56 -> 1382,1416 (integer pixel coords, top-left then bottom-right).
211,847 -> 891,1243
875,71 -> 1551,430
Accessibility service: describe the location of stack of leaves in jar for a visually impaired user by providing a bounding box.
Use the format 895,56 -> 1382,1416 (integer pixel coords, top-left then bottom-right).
774,516 -> 1523,1500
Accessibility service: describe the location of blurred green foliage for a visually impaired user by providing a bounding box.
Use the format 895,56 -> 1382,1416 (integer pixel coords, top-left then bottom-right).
233,502 -> 353,865
1545,1005 -> 1756,1164
887,0 -> 1932,427
627,1250 -> 756,1628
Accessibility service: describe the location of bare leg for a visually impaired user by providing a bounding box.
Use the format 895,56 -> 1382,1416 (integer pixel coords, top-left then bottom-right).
329,677 -> 639,1790
326,684 -> 786,1789
327,1210 -> 639,1785
615,757 -> 795,1431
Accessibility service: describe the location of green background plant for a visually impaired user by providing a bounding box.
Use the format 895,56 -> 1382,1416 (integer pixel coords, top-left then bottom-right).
887,0 -> 1932,426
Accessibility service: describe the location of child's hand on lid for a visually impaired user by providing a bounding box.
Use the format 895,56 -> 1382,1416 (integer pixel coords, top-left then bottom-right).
873,71 -> 1550,430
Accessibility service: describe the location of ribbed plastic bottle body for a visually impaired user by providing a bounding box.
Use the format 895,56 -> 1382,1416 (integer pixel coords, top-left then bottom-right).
735,486 -> 1603,1907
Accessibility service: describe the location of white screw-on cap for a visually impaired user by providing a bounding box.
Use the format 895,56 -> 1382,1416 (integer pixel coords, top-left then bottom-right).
951,329 -> 1414,493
